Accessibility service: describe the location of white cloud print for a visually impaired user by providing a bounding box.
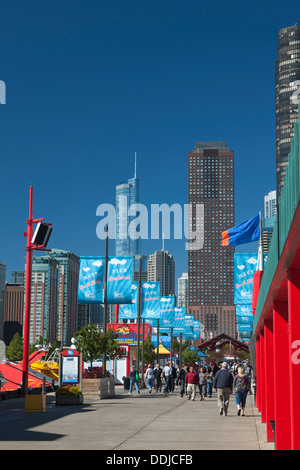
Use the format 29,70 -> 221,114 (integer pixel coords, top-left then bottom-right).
237,265 -> 245,270
82,267 -> 91,272
247,257 -> 257,265
143,283 -> 156,288
109,258 -> 127,265
93,260 -> 103,267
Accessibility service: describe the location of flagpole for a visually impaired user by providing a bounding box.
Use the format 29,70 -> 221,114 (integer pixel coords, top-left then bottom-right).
258,211 -> 263,271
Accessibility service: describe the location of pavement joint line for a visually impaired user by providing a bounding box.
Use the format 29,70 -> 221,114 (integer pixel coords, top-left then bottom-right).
111,395 -> 187,450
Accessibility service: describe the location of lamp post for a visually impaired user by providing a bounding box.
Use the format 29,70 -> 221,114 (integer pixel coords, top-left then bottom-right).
22,186 -> 52,396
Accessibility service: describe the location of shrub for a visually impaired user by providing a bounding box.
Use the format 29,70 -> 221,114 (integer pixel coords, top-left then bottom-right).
56,385 -> 81,396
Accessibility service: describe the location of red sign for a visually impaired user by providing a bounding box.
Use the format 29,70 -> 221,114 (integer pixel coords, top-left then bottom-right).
107,323 -> 150,345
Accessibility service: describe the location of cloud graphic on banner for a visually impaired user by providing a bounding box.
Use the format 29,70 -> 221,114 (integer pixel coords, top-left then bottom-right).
237,265 -> 245,270
247,257 -> 257,265
93,260 -> 103,267
109,258 -> 127,265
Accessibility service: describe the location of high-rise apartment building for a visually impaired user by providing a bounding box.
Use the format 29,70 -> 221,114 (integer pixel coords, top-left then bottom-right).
148,250 -> 175,296
3,283 -> 24,345
264,190 -> 277,218
188,142 -> 235,339
50,249 -> 80,346
10,271 -> 25,285
275,24 -> 300,197
178,273 -> 188,309
26,256 -> 59,345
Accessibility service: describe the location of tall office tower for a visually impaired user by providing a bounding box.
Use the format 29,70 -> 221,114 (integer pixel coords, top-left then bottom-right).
178,273 -> 188,309
0,262 -> 6,341
275,24 -> 300,197
188,142 -> 235,339
115,153 -> 141,259
26,256 -> 58,345
3,283 -> 24,345
50,249 -> 80,347
148,250 -> 175,296
10,271 -> 25,285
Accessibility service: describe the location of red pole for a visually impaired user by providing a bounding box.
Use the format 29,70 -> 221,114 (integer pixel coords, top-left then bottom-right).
115,304 -> 119,323
22,185 -> 33,396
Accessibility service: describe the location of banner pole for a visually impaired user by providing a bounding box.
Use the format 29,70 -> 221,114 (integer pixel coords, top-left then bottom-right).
136,257 -> 142,378
179,333 -> 182,369
157,319 -> 159,364
102,225 -> 108,377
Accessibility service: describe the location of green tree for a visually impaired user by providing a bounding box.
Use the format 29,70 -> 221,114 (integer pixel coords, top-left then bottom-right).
6,332 -> 23,362
182,349 -> 199,364
131,338 -> 156,367
74,323 -> 123,369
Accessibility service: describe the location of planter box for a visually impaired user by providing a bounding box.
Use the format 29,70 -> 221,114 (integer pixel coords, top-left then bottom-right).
25,393 -> 46,412
56,393 -> 83,406
108,377 -> 115,397
82,378 -> 109,399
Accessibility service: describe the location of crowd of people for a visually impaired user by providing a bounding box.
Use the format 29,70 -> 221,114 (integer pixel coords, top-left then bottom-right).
128,358 -> 254,417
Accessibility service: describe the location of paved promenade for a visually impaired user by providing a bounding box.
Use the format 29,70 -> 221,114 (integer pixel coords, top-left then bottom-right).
0,387 -> 273,451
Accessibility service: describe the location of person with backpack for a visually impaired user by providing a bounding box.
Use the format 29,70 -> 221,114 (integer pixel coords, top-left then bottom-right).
233,366 -> 251,416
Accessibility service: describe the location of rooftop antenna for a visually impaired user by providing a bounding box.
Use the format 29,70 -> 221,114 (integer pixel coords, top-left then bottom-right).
134,151 -> 137,178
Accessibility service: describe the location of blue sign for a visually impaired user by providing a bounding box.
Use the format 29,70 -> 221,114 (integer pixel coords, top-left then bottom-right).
173,307 -> 186,335
118,282 -> 138,319
184,315 -> 194,336
236,304 -> 253,317
78,256 -> 104,304
192,320 -> 201,340
159,296 -> 175,329
234,253 -> 258,305
141,282 -> 161,320
107,257 -> 133,304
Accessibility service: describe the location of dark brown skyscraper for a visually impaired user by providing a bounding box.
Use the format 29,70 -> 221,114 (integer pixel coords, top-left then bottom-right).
275,24 -> 300,197
188,142 -> 235,339
3,284 -> 24,345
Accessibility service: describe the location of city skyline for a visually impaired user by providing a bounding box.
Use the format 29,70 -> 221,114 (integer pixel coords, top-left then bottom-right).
0,2 -> 298,290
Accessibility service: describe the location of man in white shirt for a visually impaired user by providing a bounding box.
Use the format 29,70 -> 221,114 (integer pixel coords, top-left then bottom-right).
163,362 -> 171,395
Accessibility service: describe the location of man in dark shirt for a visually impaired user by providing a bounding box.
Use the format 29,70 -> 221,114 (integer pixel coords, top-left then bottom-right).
153,363 -> 162,392
213,362 -> 233,415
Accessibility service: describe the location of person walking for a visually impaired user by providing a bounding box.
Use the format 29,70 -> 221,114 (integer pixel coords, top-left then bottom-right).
128,365 -> 140,395
175,364 -> 180,390
206,366 -> 214,398
185,365 -> 199,401
213,362 -> 233,415
198,367 -> 207,401
163,362 -> 172,395
233,366 -> 250,416
179,364 -> 188,397
145,363 -> 154,393
153,363 -> 162,392
244,360 -> 254,393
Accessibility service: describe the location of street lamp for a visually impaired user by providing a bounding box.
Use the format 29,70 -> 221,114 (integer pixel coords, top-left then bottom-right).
22,185 -> 52,397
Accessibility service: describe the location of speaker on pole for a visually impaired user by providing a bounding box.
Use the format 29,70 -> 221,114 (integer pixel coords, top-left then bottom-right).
31,223 -> 53,247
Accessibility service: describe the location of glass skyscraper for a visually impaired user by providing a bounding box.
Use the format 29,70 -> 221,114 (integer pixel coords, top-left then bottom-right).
115,154 -> 146,273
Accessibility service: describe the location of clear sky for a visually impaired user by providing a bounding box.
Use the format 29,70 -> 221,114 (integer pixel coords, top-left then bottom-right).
0,0 -> 299,287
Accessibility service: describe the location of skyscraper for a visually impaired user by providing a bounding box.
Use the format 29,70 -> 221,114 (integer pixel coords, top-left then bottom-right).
3,284 -> 24,345
178,273 -> 188,309
148,250 -> 175,296
275,24 -> 300,197
188,141 -> 235,339
115,153 -> 141,258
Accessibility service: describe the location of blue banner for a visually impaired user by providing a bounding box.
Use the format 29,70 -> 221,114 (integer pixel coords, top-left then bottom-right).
173,307 -> 186,335
235,304 -> 253,317
107,257 -> 133,304
159,296 -> 175,329
237,323 -> 253,331
184,315 -> 194,336
118,282 -> 138,319
234,253 -> 258,305
192,320 -> 201,340
141,282 -> 161,320
78,256 -> 104,304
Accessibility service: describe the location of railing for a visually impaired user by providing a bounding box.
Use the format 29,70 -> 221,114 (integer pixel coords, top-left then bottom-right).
253,104 -> 300,333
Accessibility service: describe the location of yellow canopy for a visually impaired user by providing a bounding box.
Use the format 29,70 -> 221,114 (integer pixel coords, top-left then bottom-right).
154,344 -> 170,354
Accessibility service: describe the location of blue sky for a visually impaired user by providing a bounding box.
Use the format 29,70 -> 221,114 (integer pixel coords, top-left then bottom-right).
0,0 -> 299,287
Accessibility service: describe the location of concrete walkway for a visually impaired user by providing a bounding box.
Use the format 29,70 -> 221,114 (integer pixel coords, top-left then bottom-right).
0,387 -> 273,450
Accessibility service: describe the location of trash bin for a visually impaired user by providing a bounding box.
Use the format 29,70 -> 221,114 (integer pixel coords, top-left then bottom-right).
123,376 -> 130,390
